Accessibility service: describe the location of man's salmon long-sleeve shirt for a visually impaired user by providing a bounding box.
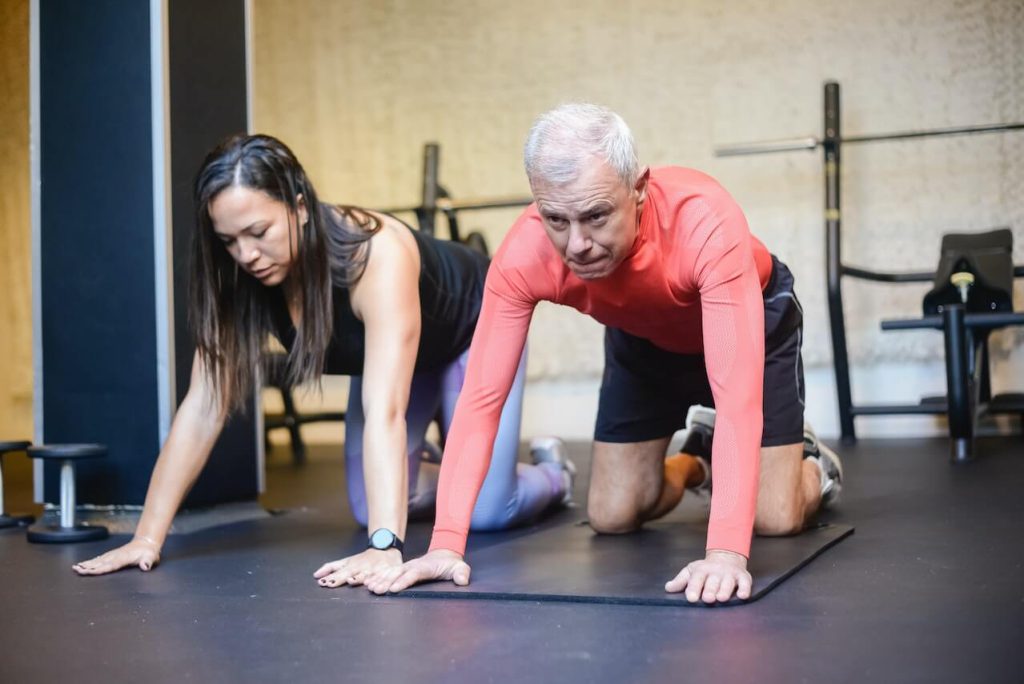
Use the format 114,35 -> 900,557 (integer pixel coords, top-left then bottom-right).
429,167 -> 773,558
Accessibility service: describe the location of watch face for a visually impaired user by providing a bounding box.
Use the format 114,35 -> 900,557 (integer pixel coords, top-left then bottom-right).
369,528 -> 395,549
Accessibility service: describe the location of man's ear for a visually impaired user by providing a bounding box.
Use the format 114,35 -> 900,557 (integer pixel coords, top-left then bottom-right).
634,167 -> 651,208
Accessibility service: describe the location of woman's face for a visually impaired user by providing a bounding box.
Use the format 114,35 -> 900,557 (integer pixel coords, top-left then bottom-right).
208,185 -> 307,287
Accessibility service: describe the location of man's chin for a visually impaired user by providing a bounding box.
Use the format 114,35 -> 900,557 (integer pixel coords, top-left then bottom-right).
569,260 -> 615,280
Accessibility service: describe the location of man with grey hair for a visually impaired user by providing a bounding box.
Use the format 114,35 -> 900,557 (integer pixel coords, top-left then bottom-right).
367,103 -> 842,604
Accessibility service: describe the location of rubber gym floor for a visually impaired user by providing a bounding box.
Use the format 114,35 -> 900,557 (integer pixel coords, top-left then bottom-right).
1,436 -> 1021,683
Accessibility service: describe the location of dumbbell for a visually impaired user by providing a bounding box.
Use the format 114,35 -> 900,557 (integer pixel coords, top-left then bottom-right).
0,441 -> 35,529
26,444 -> 109,543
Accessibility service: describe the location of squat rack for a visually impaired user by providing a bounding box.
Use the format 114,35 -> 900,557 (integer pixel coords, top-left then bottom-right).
716,81 -> 1024,444
381,143 -> 532,242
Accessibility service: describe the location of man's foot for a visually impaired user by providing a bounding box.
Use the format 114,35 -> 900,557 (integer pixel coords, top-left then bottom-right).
803,425 -> 843,507
679,404 -> 715,491
530,436 -> 576,505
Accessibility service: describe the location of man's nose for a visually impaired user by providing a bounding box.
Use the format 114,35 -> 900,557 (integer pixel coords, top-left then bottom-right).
566,224 -> 590,255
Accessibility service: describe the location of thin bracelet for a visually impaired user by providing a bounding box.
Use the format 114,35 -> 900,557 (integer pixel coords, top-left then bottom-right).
134,534 -> 160,548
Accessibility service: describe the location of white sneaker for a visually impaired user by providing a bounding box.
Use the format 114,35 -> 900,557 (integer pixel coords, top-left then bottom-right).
803,424 -> 843,507
681,405 -> 715,491
685,404 -> 716,434
529,436 -> 576,506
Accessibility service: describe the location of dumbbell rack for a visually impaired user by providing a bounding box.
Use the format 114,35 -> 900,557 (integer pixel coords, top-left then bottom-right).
26,444 -> 109,543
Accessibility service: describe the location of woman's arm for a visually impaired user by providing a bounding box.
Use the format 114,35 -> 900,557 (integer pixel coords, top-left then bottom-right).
73,350 -> 228,575
349,220 -> 421,539
314,218 -> 421,588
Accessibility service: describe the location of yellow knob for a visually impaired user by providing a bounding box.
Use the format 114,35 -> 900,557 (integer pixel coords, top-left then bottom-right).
950,272 -> 975,288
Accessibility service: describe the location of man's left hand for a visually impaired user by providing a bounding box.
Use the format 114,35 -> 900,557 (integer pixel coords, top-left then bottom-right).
664,549 -> 752,604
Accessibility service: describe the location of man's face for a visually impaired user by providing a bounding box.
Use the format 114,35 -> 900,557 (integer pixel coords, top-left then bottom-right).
532,158 -> 648,280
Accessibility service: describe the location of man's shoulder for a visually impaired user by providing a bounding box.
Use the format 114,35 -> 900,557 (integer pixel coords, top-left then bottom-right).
650,166 -> 729,198
648,166 -> 742,224
497,205 -> 556,263
490,205 -> 563,299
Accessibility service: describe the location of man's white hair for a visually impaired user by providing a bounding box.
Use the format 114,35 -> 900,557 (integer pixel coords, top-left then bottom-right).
523,103 -> 640,188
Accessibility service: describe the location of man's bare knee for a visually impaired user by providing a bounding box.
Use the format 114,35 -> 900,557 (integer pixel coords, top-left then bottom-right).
754,503 -> 805,536
588,501 -> 642,535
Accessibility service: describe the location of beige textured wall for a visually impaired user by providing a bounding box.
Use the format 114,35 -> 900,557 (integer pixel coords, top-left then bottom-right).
0,0 -> 32,440
252,0 -> 1023,381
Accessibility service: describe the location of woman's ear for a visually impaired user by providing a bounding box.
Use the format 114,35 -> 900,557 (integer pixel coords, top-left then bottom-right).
296,193 -> 309,227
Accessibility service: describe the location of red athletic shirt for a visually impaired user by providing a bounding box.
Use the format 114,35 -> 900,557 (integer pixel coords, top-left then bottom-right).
429,167 -> 773,558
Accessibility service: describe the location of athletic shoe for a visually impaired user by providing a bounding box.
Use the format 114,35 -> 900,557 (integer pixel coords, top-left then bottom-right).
680,404 -> 715,491
803,424 -> 843,507
529,436 -> 576,506
420,441 -> 443,464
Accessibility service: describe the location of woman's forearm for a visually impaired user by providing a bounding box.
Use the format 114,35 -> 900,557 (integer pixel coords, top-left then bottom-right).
360,410 -> 409,540
133,390 -> 226,547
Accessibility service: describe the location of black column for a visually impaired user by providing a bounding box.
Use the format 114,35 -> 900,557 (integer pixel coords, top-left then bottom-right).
168,0 -> 257,507
37,0 -> 257,507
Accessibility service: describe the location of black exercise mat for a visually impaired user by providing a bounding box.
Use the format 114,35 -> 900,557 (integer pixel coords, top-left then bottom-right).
404,519 -> 854,607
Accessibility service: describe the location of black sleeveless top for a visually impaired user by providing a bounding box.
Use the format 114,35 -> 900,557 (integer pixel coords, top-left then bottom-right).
270,225 -> 489,376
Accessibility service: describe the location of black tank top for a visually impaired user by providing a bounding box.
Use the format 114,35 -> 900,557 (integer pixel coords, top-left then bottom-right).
270,224 -> 489,375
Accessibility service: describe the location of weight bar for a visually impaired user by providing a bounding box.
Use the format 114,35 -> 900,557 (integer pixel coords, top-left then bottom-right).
715,122 -> 1024,157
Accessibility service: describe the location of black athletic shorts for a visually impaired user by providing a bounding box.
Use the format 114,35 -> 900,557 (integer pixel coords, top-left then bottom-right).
594,255 -> 805,447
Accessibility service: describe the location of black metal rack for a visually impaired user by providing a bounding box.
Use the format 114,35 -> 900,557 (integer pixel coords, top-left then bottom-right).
382,143 -> 532,247
716,81 -> 1024,449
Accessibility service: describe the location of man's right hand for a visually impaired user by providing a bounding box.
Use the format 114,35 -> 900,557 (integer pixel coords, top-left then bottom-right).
363,549 -> 471,595
72,537 -> 161,576
664,548 -> 752,603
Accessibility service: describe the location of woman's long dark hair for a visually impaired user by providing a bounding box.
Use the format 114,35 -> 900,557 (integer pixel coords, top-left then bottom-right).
191,134 -> 380,412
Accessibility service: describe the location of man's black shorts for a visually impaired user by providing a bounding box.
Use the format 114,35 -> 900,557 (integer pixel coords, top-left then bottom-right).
594,255 -> 804,447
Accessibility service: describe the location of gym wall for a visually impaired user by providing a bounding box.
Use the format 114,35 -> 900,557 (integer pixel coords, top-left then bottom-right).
0,0 -> 31,442
262,1 -> 1020,437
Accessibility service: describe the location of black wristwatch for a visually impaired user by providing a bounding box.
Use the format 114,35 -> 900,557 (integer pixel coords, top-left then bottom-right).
367,528 -> 404,553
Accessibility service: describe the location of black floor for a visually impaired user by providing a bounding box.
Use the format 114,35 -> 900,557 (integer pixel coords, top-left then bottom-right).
1,437 -> 1022,683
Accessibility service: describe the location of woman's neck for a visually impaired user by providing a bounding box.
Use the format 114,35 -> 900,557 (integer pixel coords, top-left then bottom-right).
283,277 -> 303,327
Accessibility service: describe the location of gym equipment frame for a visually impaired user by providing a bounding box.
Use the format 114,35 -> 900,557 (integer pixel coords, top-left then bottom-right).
716,81 -> 1024,458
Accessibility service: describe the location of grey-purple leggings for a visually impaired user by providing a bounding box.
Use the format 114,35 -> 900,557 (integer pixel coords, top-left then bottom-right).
344,348 -> 565,530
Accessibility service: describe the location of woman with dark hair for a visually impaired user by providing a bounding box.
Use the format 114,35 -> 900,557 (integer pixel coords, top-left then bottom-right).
71,134 -> 573,586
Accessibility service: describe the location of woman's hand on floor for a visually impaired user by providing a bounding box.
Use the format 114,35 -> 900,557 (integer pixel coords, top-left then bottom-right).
72,537 -> 161,575
314,548 -> 403,588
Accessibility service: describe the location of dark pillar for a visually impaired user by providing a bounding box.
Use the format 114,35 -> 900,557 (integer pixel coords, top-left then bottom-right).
35,0 -> 259,507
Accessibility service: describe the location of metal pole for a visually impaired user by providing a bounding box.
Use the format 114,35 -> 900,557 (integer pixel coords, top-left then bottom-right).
714,122 -> 1024,157
823,82 -> 856,444
442,197 -> 534,212
942,305 -> 973,462
417,143 -> 440,236
59,461 -> 75,529
715,137 -> 820,157
843,122 -> 1024,145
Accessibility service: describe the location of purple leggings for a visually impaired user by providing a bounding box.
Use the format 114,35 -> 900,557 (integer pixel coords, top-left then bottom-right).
344,349 -> 564,530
